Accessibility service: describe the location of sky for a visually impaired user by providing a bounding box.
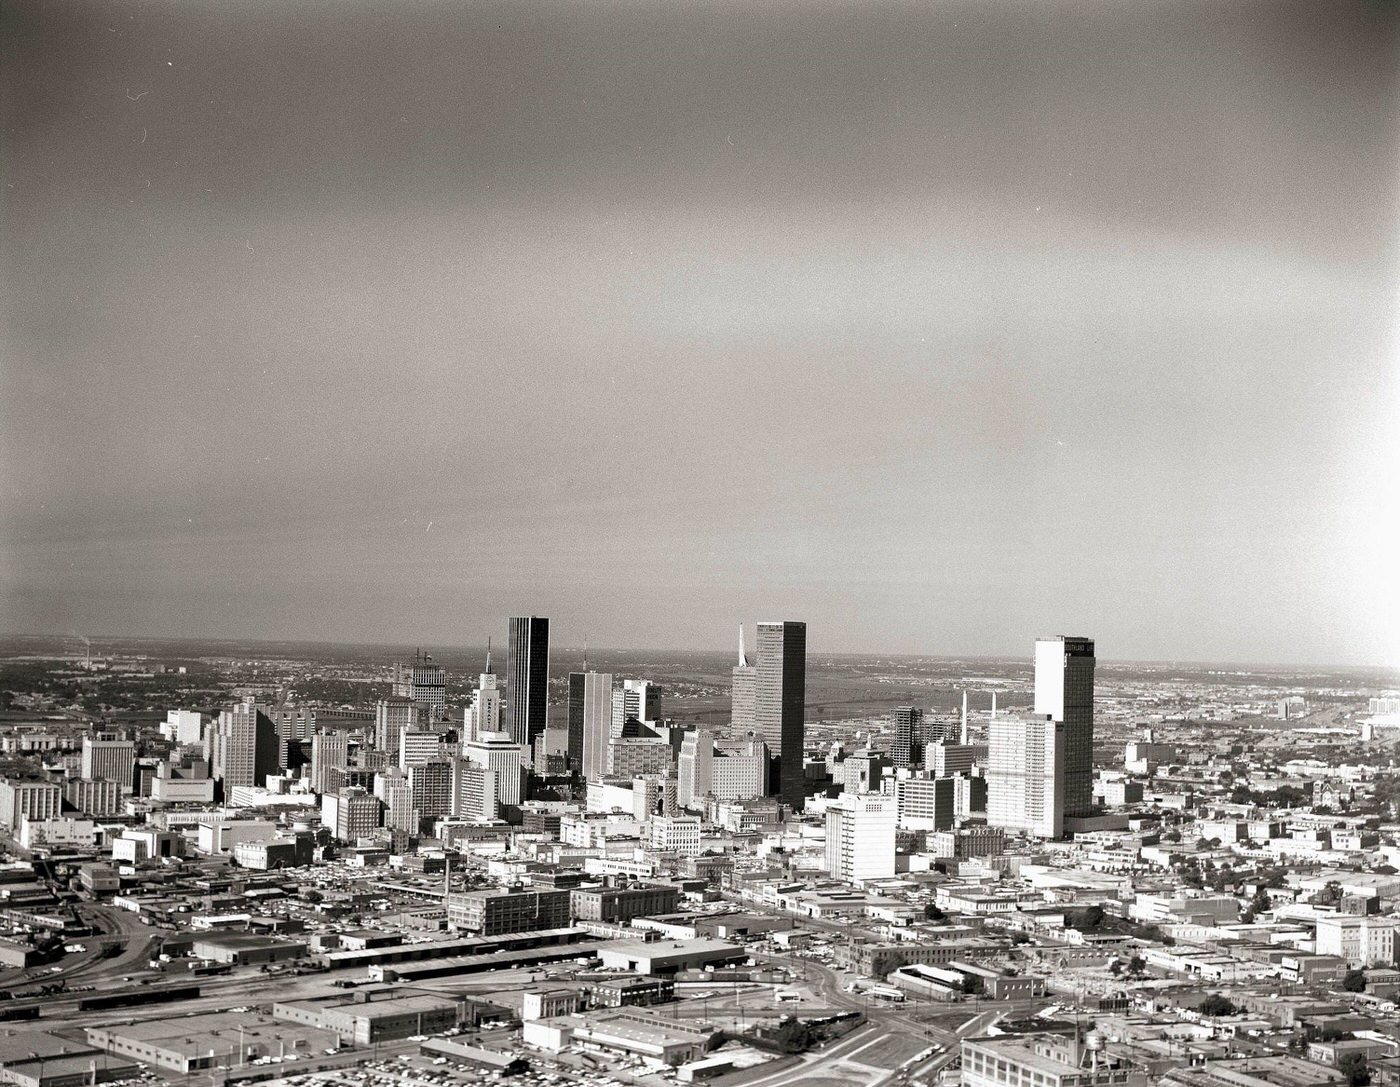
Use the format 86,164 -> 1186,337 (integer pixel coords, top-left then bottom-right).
2,0 -> 1398,667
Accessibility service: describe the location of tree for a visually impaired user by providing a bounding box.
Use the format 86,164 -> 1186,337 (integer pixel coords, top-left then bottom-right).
924,903 -> 945,922
961,973 -> 985,996
1342,969 -> 1367,993
1337,1053 -> 1370,1087
1199,994 -> 1237,1017
1127,956 -> 1147,977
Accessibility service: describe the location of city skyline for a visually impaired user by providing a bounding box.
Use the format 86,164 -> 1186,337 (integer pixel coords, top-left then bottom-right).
3,0 -> 1397,669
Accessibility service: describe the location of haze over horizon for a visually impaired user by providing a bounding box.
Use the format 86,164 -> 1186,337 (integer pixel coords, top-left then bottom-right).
3,0 -> 1398,669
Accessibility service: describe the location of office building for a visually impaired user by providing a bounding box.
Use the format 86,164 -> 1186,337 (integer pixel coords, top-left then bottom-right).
310,730 -> 349,794
607,737 -> 672,778
1034,636 -> 1095,818
461,733 -> 523,806
392,651 -> 447,719
580,671 -> 615,783
0,779 -> 63,831
755,620 -> 806,809
825,791 -> 896,884
571,884 -> 681,924
209,703 -> 279,791
987,716 -> 1065,839
322,787 -> 381,843
648,814 -> 701,854
731,625 -> 756,734
1315,915 -> 1400,967
961,1032 -> 1138,1087
894,776 -> 956,831
163,710 -> 204,745
466,650 -> 505,742
408,761 -> 453,818
453,763 -> 499,821
891,706 -> 922,770
65,777 -> 123,816
611,679 -> 657,731
80,735 -> 136,791
507,616 -> 550,754
676,729 -> 713,809
375,696 -> 421,753
567,671 -> 588,772
926,742 -> 985,777
446,887 -> 571,935
839,749 -> 888,794
400,728 -> 443,769
377,773 -> 417,834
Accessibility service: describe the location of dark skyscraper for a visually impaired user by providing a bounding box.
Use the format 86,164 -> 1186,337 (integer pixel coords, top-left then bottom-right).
507,616 -> 550,756
755,620 -> 806,811
567,671 -> 586,773
890,705 -> 922,770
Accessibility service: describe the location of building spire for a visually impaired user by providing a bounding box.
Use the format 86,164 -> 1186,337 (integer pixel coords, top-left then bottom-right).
583,635 -> 588,673
738,623 -> 749,668
485,637 -> 493,675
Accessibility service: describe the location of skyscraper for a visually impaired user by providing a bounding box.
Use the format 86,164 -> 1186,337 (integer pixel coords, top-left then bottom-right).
466,648 -> 504,742
567,671 -> 587,773
579,671 -> 615,783
392,651 -> 447,720
825,792 -> 896,884
890,706 -> 922,770
375,696 -> 420,753
80,735 -> 136,790
1034,636 -> 1095,818
507,616 -> 550,755
756,620 -> 806,810
310,730 -> 349,794
986,715 -> 1065,839
209,702 -> 278,791
731,625 -> 756,734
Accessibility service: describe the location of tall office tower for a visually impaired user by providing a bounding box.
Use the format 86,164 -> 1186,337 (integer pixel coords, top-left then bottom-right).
825,792 -> 896,884
611,679 -> 657,732
310,731 -> 349,794
507,617 -> 550,754
1034,636 -> 1095,818
80,735 -> 136,790
271,709 -> 314,770
454,764 -> 499,821
466,650 -> 505,743
677,729 -> 714,809
756,620 -> 807,810
392,651 -> 447,719
408,761 -> 453,817
567,672 -> 587,772
399,728 -> 443,769
890,706 -> 923,770
986,716 -> 1065,838
375,696 -> 420,753
375,770 -> 417,833
209,703 -> 278,791
731,625 -> 756,733
462,733 -> 524,806
579,671 -> 615,783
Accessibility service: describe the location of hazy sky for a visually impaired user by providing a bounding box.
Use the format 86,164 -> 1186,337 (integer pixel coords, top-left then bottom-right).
2,0 -> 1397,666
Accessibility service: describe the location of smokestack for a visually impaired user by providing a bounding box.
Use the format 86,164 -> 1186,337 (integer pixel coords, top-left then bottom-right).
991,691 -> 997,720
961,691 -> 968,743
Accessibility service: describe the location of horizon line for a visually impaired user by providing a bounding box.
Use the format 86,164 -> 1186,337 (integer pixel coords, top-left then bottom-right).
0,629 -> 1394,676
